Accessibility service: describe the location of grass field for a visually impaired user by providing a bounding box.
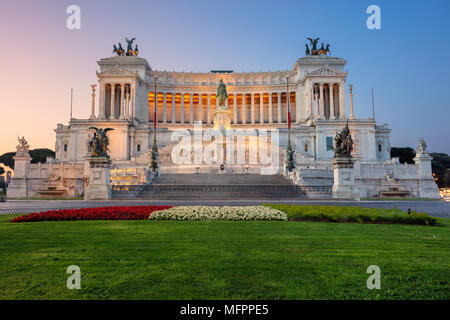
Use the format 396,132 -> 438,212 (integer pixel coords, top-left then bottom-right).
0,214 -> 449,300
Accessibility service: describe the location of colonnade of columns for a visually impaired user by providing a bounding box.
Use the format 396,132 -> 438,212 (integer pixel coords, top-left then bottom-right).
149,92 -> 295,125
98,82 -> 135,120
310,81 -> 346,119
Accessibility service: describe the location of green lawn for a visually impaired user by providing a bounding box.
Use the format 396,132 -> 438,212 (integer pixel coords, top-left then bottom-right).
0,214 -> 449,300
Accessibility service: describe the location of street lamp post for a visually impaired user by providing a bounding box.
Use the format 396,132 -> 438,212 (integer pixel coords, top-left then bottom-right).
150,75 -> 159,173
285,75 -> 295,172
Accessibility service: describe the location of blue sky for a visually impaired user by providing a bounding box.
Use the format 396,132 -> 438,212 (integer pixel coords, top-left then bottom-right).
1,0 -> 449,153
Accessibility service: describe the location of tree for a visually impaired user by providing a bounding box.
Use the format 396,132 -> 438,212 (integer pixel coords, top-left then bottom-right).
0,152 -> 15,169
29,148 -> 55,164
0,148 -> 55,170
430,152 -> 450,188
390,147 -> 415,164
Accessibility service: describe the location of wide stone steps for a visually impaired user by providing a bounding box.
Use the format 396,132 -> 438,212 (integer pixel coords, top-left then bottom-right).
153,174 -> 295,185
112,174 -> 307,200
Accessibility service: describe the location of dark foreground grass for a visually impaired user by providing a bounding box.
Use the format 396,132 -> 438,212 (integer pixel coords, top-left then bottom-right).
0,214 -> 449,300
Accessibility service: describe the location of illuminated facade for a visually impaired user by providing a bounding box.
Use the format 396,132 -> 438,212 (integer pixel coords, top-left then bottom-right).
8,51 -> 432,199
54,54 -> 391,169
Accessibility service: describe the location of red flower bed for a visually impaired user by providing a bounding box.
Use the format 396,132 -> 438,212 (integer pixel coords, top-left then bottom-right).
11,206 -> 172,223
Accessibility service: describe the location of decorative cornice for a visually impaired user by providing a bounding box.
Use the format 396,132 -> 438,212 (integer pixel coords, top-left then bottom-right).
295,56 -> 347,66
98,56 -> 151,70
306,66 -> 348,77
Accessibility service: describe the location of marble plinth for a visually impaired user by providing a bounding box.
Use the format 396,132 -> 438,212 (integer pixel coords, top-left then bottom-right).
84,157 -> 112,200
331,157 -> 360,201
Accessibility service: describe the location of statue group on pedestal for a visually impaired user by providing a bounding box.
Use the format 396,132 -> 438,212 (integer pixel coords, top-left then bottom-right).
305,38 -> 330,56
216,79 -> 228,107
113,37 -> 139,56
88,127 -> 114,158
16,136 -> 30,157
333,122 -> 353,158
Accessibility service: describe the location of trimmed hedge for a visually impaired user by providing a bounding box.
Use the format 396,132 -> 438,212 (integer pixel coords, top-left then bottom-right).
263,204 -> 439,226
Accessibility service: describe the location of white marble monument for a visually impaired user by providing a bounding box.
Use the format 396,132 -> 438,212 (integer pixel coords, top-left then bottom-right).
7,38 -> 440,199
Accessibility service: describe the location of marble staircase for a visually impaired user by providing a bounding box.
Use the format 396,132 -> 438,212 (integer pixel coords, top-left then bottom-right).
112,174 -> 307,200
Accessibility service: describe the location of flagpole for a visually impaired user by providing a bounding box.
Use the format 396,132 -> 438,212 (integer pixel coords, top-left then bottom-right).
154,76 -> 157,130
287,76 -> 291,130
70,88 -> 73,121
151,75 -> 159,173
371,88 -> 375,121
285,75 -> 295,172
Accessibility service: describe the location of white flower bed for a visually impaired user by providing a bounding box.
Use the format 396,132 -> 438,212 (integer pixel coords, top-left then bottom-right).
149,206 -> 288,221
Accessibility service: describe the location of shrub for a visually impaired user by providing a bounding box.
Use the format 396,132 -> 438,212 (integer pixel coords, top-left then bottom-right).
263,204 -> 439,226
149,206 -> 288,221
11,206 -> 172,222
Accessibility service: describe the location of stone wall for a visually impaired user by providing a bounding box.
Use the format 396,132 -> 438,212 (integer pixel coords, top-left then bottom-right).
7,160 -> 86,198
286,155 -> 439,199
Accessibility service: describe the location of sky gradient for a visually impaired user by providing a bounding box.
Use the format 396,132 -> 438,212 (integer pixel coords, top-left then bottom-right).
0,0 -> 449,155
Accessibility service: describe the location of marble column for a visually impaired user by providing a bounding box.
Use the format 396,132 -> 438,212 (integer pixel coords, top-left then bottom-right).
125,91 -> 130,118
277,92 -> 282,123
110,84 -> 116,119
207,94 -> 211,124
295,90 -> 301,123
329,83 -> 335,119
98,82 -> 106,119
349,84 -> 355,119
180,93 -> 185,123
131,84 -> 135,122
259,93 -> 264,123
314,93 -> 319,117
233,94 -> 237,124
268,93 -> 273,123
90,85 -> 96,119
163,92 -> 167,123
242,94 -> 246,124
310,84 -> 314,117
120,84 -> 125,119
198,94 -> 202,122
189,93 -> 193,124
339,81 -> 346,118
171,93 -> 176,123
251,93 -> 255,124
319,83 -> 324,119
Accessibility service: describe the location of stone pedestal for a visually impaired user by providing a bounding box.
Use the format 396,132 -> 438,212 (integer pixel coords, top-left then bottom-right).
84,157 -> 112,200
413,152 -> 440,199
7,155 -> 32,198
331,157 -> 360,201
213,106 -> 232,130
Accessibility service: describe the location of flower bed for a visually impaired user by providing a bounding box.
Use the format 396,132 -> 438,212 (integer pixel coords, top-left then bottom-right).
149,206 -> 288,221
11,206 -> 172,223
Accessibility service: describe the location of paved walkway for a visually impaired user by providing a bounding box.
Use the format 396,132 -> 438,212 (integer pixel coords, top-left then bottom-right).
0,199 -> 449,218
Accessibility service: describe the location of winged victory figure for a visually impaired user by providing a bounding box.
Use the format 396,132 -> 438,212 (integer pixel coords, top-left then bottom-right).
88,127 -> 114,157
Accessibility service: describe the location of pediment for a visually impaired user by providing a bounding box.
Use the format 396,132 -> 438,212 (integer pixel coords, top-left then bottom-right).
307,67 -> 347,77
96,68 -> 138,77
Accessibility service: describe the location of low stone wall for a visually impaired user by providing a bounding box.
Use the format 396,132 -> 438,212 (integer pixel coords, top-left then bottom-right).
356,158 -> 439,198
286,168 -> 333,199
7,161 -> 85,198
286,157 -> 440,199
